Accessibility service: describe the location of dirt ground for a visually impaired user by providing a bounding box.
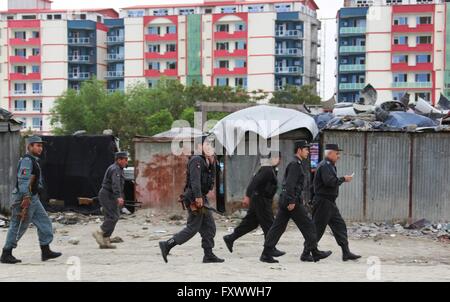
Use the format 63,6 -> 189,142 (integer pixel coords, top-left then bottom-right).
0,209 -> 449,282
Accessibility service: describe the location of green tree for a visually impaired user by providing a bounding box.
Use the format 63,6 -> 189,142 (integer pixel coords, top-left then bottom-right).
270,85 -> 320,105
145,109 -> 174,136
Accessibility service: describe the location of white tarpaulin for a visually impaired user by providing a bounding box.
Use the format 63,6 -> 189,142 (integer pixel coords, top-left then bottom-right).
211,105 -> 319,154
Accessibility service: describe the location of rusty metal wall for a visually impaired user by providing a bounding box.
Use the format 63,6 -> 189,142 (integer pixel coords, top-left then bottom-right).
0,131 -> 21,214
134,139 -> 190,209
323,130 -> 450,222
323,131 -> 365,221
412,133 -> 450,222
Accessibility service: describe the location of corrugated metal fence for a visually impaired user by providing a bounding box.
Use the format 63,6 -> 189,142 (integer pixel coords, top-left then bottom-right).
0,132 -> 21,214
322,131 -> 450,222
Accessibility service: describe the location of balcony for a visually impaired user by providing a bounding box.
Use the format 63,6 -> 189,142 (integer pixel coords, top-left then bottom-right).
275,30 -> 303,39
9,37 -> 40,46
107,53 -> 125,61
105,71 -> 124,78
68,37 -> 93,46
275,48 -> 303,56
214,49 -> 247,57
213,67 -> 248,75
392,82 -> 432,89
391,44 -> 433,52
213,30 -> 247,40
392,24 -> 434,33
11,90 -> 27,95
68,72 -> 92,80
339,64 -> 366,73
68,55 -> 92,63
339,27 -> 366,35
144,69 -> 178,77
10,73 -> 41,81
339,83 -> 366,91
145,33 -> 178,42
106,36 -> 124,44
275,66 -> 303,74
391,62 -> 433,71
9,55 -> 41,64
145,51 -> 178,59
339,46 -> 366,54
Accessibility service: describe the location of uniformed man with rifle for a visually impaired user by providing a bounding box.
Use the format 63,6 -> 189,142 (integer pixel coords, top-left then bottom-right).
159,135 -> 224,264
1,136 -> 62,264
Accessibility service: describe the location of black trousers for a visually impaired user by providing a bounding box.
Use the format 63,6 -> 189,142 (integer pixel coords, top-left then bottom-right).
99,189 -> 120,238
264,195 -> 318,252
312,197 -> 349,247
173,206 -> 216,252
231,194 -> 274,240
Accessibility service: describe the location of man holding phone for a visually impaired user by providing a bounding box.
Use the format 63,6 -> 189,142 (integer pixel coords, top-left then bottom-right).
311,144 -> 361,262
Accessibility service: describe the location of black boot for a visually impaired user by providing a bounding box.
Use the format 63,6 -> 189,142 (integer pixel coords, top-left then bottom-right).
203,249 -> 225,263
159,238 -> 176,263
41,245 -> 62,262
223,235 -> 235,253
271,248 -> 286,258
311,248 -> 332,262
260,248 -> 279,263
300,248 -> 314,262
1,248 -> 22,264
342,245 -> 361,262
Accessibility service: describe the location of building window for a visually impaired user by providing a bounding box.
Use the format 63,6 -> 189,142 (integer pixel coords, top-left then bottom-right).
32,83 -> 42,94
14,32 -> 26,39
415,73 -> 430,82
32,48 -> 40,56
32,117 -> 42,130
392,55 -> 408,64
275,4 -> 291,13
32,31 -> 40,38
417,36 -> 432,44
394,73 -> 407,82
154,9 -> 169,16
216,78 -> 229,86
216,42 -> 229,50
14,83 -> 26,94
235,77 -> 247,88
393,36 -> 408,45
32,66 -> 40,73
14,100 -> 26,111
148,26 -> 160,35
148,62 -> 160,70
416,54 -> 431,64
128,10 -> 144,18
22,15 -> 37,20
235,41 -> 247,50
148,44 -> 160,53
166,62 -> 177,70
54,14 -> 62,20
47,14 -> 53,20
417,16 -> 432,25
235,59 -> 247,68
166,26 -> 177,34
216,24 -> 229,32
80,14 -> 87,20
205,8 -> 213,14
415,92 -> 431,102
179,8 -> 195,15
166,44 -> 176,52
247,5 -> 264,13
33,100 -> 42,112
393,16 -> 408,26
14,66 -> 27,74
15,49 -> 26,57
221,7 -> 237,14
218,60 -> 229,68
148,79 -> 158,88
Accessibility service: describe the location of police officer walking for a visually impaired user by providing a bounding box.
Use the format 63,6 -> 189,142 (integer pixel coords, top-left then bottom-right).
93,151 -> 128,249
1,136 -> 62,264
312,144 -> 361,261
223,152 -> 285,257
260,141 -> 332,263
159,136 -> 224,264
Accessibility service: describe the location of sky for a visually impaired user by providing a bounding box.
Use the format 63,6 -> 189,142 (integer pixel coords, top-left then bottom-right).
1,0 -> 342,98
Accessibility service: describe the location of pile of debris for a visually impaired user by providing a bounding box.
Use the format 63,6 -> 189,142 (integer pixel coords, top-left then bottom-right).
348,219 -> 450,243
49,212 -> 101,225
315,85 -> 450,132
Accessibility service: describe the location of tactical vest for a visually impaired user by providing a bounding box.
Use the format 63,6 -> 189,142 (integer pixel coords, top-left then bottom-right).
16,154 -> 41,196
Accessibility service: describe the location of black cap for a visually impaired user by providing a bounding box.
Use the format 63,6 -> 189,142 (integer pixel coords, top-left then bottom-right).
115,151 -> 129,159
325,144 -> 343,152
294,140 -> 311,153
27,136 -> 45,145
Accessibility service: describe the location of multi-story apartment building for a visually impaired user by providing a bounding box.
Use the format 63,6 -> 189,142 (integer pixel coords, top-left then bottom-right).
0,0 -> 118,133
120,0 -> 321,93
337,0 -> 450,105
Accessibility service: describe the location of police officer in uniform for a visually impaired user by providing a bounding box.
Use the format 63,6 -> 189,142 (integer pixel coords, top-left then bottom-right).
260,141 -> 332,263
93,151 -> 128,249
1,136 -> 62,264
312,144 -> 361,261
159,136 -> 224,264
223,152 -> 285,257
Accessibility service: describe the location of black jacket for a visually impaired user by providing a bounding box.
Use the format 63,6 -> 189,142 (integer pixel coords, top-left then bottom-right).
313,160 -> 345,200
185,155 -> 215,202
280,157 -> 306,205
246,166 -> 278,199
